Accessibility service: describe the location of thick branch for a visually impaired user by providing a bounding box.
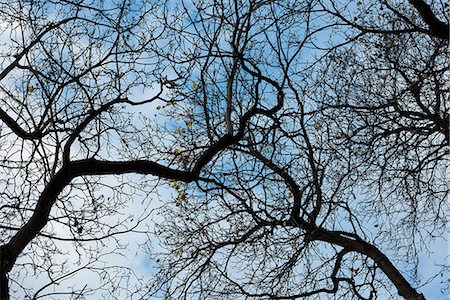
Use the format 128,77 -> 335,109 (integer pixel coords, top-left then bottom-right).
0,265 -> 7,300
409,0 -> 449,40
71,159 -> 196,181
225,58 -> 237,135
0,158 -> 196,277
284,215 -> 424,299
0,108 -> 44,140
311,228 -> 426,300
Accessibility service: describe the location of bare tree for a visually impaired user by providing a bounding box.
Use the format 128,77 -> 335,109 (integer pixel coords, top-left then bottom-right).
0,0 -> 447,299
0,0 -> 182,298
146,1 -> 448,299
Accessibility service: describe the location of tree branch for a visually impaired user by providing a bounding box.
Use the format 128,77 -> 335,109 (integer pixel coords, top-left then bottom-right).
409,0 -> 449,39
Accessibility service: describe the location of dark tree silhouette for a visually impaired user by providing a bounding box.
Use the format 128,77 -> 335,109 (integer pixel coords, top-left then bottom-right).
0,0 -> 447,299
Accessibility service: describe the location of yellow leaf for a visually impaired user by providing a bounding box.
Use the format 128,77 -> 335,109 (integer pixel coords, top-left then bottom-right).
172,271 -> 178,277
185,120 -> 192,127
27,85 -> 34,94
156,105 -> 161,110
174,148 -> 180,155
176,192 -> 186,206
192,81 -> 197,90
354,148 -> 364,156
175,128 -> 180,134
314,123 -> 321,131
171,180 -> 181,190
175,249 -> 182,257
